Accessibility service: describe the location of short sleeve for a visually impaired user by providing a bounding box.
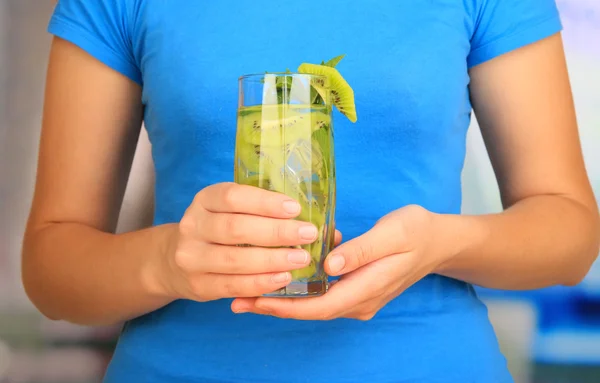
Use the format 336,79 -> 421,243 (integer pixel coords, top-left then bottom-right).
467,0 -> 563,68
48,0 -> 142,86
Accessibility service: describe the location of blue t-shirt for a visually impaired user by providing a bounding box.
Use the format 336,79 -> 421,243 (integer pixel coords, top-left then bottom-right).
48,1 -> 562,382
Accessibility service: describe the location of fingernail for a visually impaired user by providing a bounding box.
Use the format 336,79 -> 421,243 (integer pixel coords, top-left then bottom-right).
271,272 -> 290,284
234,308 -> 248,314
282,200 -> 300,215
288,250 -> 309,264
328,254 -> 346,273
299,225 -> 318,240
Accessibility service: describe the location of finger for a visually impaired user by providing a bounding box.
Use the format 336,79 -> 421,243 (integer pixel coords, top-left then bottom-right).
201,211 -> 318,246
342,254 -> 420,320
198,182 -> 302,219
252,256 -> 396,320
334,230 -> 342,247
231,297 -> 273,315
233,278 -> 340,315
249,276 -> 368,321
175,242 -> 310,274
231,297 -> 257,313
201,272 -> 292,299
324,224 -> 400,276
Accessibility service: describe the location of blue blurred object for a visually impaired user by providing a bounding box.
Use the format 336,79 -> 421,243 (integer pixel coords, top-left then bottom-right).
477,258 -> 600,366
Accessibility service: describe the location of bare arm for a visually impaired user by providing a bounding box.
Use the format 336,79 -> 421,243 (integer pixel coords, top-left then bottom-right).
230,34 -> 599,321
22,37 -> 176,325
23,38 -> 325,326
437,33 -> 600,289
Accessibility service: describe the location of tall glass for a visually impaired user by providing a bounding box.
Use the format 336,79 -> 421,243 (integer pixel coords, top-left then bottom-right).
234,73 -> 336,297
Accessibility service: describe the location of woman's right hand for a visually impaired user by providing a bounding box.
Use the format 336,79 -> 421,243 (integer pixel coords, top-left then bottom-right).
153,182 -> 319,302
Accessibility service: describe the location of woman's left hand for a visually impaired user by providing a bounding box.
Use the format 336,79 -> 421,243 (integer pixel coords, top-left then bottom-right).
231,205 -> 455,320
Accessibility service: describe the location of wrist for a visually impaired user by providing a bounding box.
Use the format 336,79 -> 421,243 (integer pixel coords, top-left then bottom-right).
431,213 -> 488,274
140,223 -> 180,300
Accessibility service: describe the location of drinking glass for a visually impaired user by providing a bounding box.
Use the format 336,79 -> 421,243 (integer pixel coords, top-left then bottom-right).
234,73 -> 336,297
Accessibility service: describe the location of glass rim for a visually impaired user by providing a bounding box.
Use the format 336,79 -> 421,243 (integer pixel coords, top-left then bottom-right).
238,72 -> 328,82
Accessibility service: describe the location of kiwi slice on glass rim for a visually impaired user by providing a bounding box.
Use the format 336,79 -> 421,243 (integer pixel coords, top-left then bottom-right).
298,56 -> 358,123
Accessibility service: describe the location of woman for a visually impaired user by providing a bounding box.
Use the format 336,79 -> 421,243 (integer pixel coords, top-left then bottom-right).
23,0 -> 599,382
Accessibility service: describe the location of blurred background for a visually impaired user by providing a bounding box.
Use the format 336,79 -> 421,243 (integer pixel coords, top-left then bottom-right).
0,0 -> 598,382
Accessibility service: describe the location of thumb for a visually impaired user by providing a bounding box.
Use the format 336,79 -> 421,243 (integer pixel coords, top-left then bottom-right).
324,223 -> 400,276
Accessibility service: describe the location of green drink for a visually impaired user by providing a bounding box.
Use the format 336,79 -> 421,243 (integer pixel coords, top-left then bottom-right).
234,57 -> 356,297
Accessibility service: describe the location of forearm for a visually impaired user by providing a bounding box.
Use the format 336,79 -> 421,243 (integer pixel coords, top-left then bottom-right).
22,222 -> 177,326
436,195 -> 600,290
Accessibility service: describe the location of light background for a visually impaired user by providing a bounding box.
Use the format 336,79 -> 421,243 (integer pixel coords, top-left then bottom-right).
0,1 -> 598,382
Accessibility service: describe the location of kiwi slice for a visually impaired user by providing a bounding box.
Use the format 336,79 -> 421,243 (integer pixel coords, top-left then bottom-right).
238,106 -> 330,146
291,257 -> 317,280
297,63 -> 357,123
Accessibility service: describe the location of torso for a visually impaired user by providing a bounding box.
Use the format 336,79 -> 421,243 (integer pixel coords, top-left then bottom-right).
104,1 -> 511,381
